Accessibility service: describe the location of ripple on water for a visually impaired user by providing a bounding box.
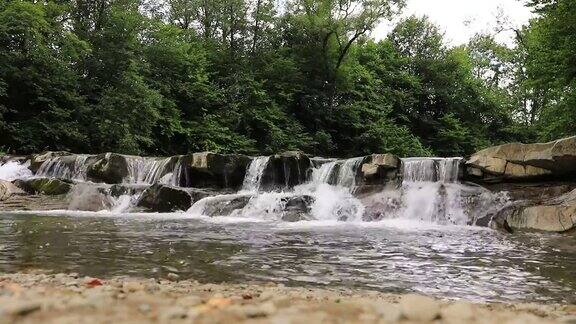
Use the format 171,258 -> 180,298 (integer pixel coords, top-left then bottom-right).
0,212 -> 574,304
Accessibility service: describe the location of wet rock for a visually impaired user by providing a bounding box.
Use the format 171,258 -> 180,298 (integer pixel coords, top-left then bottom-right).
281,195 -> 315,222
14,178 -> 72,195
400,294 -> 440,321
181,152 -> 251,190
466,136 -> 576,182
355,154 -> 402,195
137,184 -> 212,212
86,153 -> 129,184
200,194 -> 252,217
260,151 -> 312,191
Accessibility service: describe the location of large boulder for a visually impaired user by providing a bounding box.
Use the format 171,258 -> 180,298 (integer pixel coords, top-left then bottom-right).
260,151 -> 312,191
507,205 -> 575,232
355,154 -> 402,195
495,188 -> 576,232
466,136 -> 576,182
0,180 -> 25,201
180,152 -> 251,190
87,153 -> 129,184
14,178 -> 73,195
137,184 -> 213,212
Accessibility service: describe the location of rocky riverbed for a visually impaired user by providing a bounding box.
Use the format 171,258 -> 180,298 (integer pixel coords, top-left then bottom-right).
0,272 -> 575,324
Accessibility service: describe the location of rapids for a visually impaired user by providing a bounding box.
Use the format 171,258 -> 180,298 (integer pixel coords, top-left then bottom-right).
1,153 -> 574,304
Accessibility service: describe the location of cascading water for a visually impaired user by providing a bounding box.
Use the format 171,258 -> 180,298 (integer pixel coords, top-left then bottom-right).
36,155 -> 91,181
402,157 -> 462,182
125,156 -> 183,185
373,157 -> 508,225
241,156 -> 270,193
188,156 -> 366,222
312,157 -> 364,189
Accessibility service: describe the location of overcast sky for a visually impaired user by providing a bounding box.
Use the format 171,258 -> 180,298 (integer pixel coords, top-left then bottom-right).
372,0 -> 534,45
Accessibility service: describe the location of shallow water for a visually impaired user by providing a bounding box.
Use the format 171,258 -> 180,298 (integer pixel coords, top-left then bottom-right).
0,212 -> 574,304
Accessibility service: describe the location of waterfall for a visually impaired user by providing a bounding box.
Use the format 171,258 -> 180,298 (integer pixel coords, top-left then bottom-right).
312,157 -> 364,189
36,155 -> 91,181
380,157 -> 505,226
125,156 -> 183,185
402,157 -> 462,183
241,156 -> 270,192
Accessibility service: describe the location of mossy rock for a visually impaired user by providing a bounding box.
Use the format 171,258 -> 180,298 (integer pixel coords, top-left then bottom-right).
14,178 -> 73,195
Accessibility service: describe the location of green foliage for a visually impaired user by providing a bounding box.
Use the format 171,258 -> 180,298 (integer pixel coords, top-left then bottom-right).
0,0 -> 570,158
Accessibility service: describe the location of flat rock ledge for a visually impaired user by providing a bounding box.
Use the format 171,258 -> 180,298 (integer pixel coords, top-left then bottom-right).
0,273 -> 574,324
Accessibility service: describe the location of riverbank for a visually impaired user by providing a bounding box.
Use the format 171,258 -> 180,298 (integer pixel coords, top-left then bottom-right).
0,272 -> 574,323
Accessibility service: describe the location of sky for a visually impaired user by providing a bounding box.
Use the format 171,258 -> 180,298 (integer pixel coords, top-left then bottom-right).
372,0 -> 535,45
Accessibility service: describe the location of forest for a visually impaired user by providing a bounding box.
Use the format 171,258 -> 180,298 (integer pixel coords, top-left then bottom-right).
0,0 -> 574,158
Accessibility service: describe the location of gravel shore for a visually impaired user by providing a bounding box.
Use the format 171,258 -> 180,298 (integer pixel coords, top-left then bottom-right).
0,272 -> 574,323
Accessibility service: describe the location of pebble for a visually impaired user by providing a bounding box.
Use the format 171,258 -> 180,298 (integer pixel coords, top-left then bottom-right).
242,302 -> 277,318
374,302 -> 402,323
2,301 -> 42,316
560,315 -> 576,324
176,295 -> 203,307
167,273 -> 180,281
400,294 -> 440,321
440,302 -> 475,322
138,303 -> 151,313
123,281 -> 145,292
159,306 -> 187,322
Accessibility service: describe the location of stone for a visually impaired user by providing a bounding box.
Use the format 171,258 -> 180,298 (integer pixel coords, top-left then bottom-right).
137,184 -> 211,212
199,194 -> 252,217
0,180 -> 25,201
466,136 -> 576,182
373,302 -> 402,323
1,301 -> 42,316
86,153 -> 129,184
181,152 -> 251,190
259,151 -> 313,191
14,178 -> 72,195
489,187 -> 576,232
399,294 -> 440,321
507,205 -> 576,232
281,195 -> 315,222
241,302 -> 277,318
159,306 -> 187,322
440,302 -> 475,322
356,154 -> 402,195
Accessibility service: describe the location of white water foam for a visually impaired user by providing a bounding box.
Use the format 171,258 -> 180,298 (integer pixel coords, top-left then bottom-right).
0,161 -> 33,181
